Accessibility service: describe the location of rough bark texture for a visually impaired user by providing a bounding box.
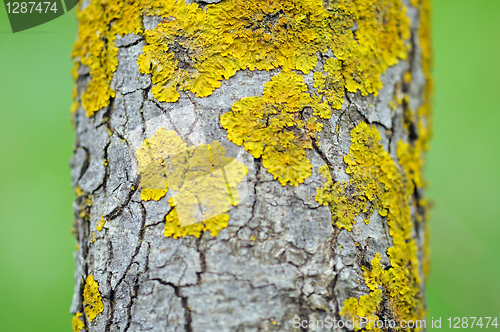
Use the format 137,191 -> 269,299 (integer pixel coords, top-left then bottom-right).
70,0 -> 431,331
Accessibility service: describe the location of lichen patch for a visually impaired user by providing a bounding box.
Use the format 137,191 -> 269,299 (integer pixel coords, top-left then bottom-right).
72,0 -> 410,116
327,123 -> 424,327
83,275 -> 104,322
135,128 -> 248,238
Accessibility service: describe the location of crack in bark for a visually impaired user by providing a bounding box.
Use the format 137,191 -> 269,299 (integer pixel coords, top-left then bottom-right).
116,37 -> 144,49
91,123 -> 113,195
151,279 -> 193,332
104,235 -> 115,331
103,175 -> 140,220
250,157 -> 262,219
311,136 -> 333,171
124,240 -> 151,332
151,97 -> 171,114
104,202 -> 147,331
195,232 -> 206,285
123,203 -> 148,331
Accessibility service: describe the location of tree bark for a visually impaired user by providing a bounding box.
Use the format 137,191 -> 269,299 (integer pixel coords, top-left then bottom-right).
70,0 -> 431,331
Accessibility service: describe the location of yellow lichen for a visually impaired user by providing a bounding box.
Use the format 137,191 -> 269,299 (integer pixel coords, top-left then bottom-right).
164,207 -> 205,239
340,290 -> 383,331
138,0 -> 410,104
412,0 -> 433,154
83,275 -> 103,322
164,205 -> 230,239
323,123 -> 423,326
136,128 -> 247,238
397,140 -> 424,189
72,0 -> 149,116
96,218 -> 106,231
315,166 -> 364,231
138,0 -> 331,101
75,187 -> 92,223
70,84 -> 79,114
72,312 -> 85,332
135,128 -> 189,201
407,0 -> 433,285
72,5 -> 116,116
72,0 -> 412,201
333,0 -> 410,95
363,253 -> 383,291
313,58 -> 345,110
221,71 -> 330,186
73,0 -> 410,117
316,123 -> 409,232
74,186 -> 84,197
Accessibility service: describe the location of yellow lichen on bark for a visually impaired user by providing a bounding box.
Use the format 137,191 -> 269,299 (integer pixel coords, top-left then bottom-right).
315,167 -> 364,231
137,0 -> 410,104
313,58 -> 346,110
340,290 -> 384,331
135,128 -> 190,202
363,253 -> 384,291
221,71 -> 330,186
327,123 -> 424,327
137,0 -> 332,101
72,0 -> 410,116
71,0 -> 431,327
73,0 -> 411,187
135,128 -> 247,238
96,217 -> 106,231
411,0 -> 433,155
164,205 -> 230,239
316,123 -> 410,232
414,0 -> 433,282
72,312 -> 85,332
83,275 -> 103,322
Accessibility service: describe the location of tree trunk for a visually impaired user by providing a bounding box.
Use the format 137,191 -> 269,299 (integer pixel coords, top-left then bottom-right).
70,0 -> 431,331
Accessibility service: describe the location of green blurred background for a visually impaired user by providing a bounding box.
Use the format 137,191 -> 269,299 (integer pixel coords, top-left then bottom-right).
0,0 -> 499,330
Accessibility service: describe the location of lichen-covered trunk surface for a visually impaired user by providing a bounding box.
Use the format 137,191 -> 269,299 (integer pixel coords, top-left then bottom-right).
69,0 -> 431,331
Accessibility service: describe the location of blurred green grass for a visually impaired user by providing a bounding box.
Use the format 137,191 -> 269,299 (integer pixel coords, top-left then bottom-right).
0,8 -> 77,332
426,0 -> 500,325
0,0 -> 499,330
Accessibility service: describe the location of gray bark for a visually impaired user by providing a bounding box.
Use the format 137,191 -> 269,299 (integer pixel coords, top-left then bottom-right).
70,2 -> 428,331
